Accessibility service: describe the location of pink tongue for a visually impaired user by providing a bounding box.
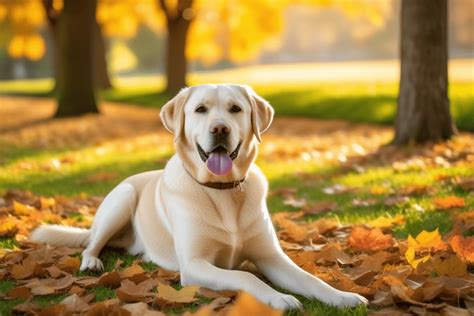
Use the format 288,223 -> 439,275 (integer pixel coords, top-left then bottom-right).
207,152 -> 233,176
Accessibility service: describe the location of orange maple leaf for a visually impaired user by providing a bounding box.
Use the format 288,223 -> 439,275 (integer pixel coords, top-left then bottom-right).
434,196 -> 465,210
449,235 -> 474,263
348,226 -> 395,251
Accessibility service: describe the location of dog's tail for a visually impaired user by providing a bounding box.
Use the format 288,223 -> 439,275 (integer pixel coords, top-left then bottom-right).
29,225 -> 91,248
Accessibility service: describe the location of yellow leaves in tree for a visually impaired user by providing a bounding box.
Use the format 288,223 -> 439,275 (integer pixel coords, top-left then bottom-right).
449,235 -> 474,263
8,34 -> 46,61
407,229 -> 447,251
434,196 -> 465,210
348,226 -> 394,251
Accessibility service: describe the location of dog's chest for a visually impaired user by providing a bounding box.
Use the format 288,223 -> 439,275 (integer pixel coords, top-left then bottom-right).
206,191 -> 250,269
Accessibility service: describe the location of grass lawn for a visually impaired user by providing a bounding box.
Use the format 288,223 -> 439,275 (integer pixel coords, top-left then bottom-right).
0,95 -> 473,314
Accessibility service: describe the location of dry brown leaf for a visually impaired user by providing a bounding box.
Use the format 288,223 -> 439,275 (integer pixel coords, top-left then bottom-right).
7,286 -> 31,299
432,255 -> 467,277
155,283 -> 199,306
116,278 -> 156,303
349,226 -> 394,251
122,302 -> 165,316
25,275 -> 75,295
314,243 -> 354,265
310,218 -> 340,235
86,298 -> 130,316
61,294 -> 91,314
10,256 -> 43,279
57,256 -> 81,274
98,271 -> 122,288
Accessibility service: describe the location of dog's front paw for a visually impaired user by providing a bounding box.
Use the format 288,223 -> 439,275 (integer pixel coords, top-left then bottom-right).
268,294 -> 303,310
327,291 -> 368,308
80,255 -> 104,271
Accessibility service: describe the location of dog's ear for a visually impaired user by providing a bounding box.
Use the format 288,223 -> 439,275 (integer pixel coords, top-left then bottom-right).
240,85 -> 274,143
160,88 -> 190,142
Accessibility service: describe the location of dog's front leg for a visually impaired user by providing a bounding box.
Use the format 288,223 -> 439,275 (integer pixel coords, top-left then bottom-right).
180,259 -> 302,310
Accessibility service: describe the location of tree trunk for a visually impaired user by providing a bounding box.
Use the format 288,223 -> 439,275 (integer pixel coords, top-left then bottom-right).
93,20 -> 112,90
165,18 -> 190,94
393,0 -> 456,144
55,0 -> 98,117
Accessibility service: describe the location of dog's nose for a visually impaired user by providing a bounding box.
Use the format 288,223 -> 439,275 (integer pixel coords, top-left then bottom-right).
210,123 -> 230,136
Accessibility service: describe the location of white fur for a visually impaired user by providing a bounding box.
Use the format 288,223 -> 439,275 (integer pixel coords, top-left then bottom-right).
30,84 -> 367,310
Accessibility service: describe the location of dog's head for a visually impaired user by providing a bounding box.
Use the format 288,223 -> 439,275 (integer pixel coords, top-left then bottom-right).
160,84 -> 274,183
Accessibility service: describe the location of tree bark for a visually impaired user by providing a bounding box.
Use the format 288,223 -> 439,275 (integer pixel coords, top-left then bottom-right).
393,0 -> 456,144
92,20 -> 112,90
158,0 -> 193,94
55,0 -> 98,117
43,0 -> 111,92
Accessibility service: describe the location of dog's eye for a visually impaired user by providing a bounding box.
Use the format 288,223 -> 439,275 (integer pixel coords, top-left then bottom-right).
195,105 -> 207,113
230,104 -> 241,113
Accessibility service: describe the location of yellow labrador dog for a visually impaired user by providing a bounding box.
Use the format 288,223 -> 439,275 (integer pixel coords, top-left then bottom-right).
31,84 -> 367,310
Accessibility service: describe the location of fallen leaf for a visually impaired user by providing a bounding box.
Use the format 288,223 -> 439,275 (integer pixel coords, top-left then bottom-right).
348,226 -> 394,251
432,255 -> 467,277
10,257 -> 42,279
155,283 -> 199,306
122,302 -> 165,315
7,286 -> 31,299
367,214 -> 405,228
98,271 -> 122,288
116,279 -> 156,303
13,200 -> 36,216
407,229 -> 447,251
61,294 -> 91,314
405,247 -> 430,269
448,235 -> 474,263
40,197 -> 56,210
58,256 -> 81,274
434,196 -> 465,210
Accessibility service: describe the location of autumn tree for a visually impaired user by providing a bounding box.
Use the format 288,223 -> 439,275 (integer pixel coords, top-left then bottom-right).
55,0 -> 98,117
157,0 -> 194,94
393,0 -> 456,144
42,0 -> 111,90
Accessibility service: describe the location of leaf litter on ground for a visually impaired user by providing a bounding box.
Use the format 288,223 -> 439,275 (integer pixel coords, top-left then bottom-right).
1,189 -> 471,315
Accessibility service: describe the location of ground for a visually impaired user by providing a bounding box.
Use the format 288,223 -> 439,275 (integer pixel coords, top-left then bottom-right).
0,68 -> 473,315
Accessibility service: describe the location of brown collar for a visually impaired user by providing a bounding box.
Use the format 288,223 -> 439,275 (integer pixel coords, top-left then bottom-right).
183,165 -> 245,191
